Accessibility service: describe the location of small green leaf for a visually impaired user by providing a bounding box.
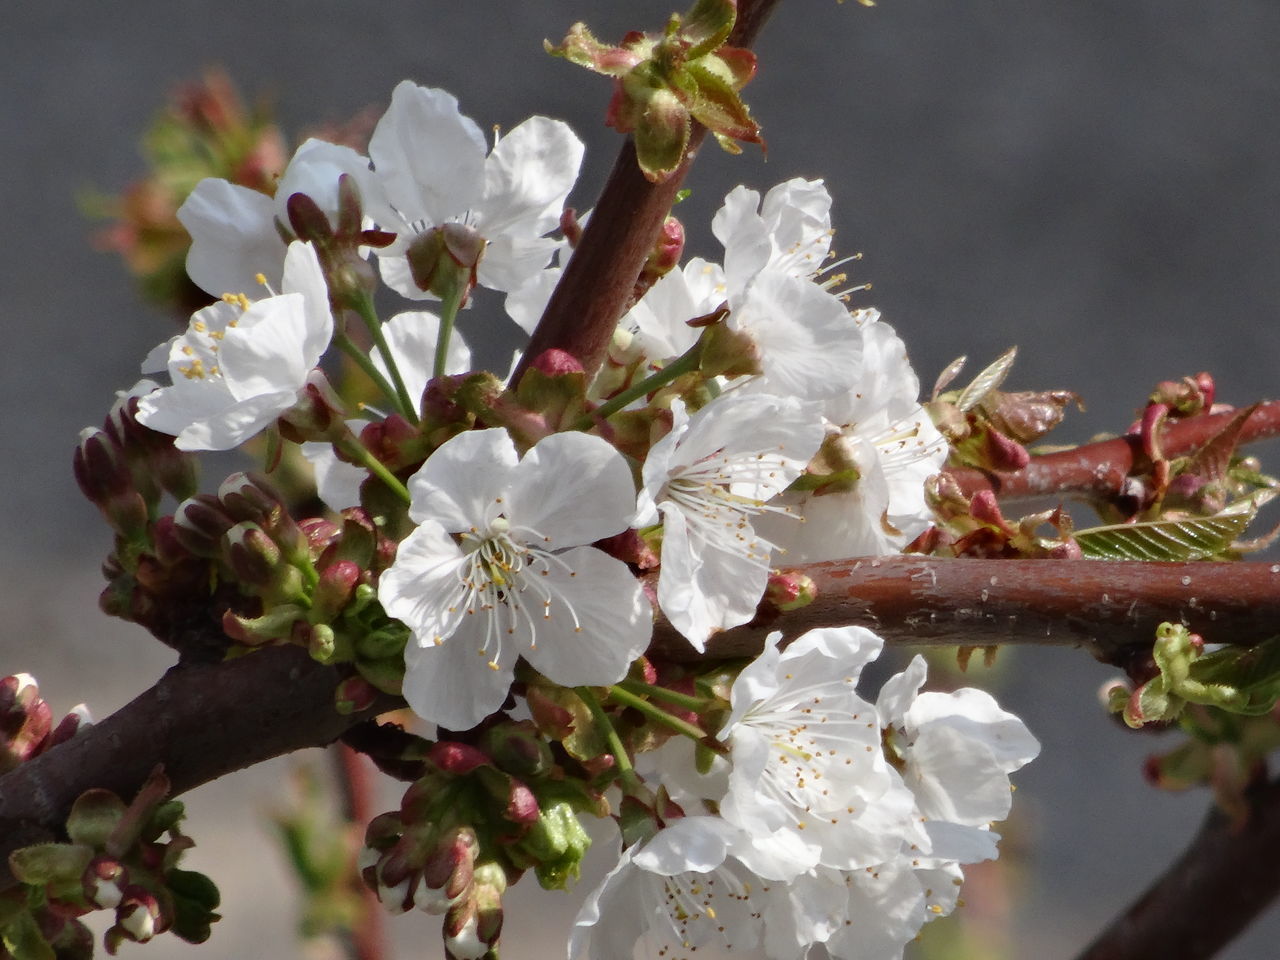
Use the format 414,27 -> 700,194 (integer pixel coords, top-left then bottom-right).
956,346 -> 1017,413
65,789 -> 126,849
8,844 -> 93,886
1074,499 -> 1261,561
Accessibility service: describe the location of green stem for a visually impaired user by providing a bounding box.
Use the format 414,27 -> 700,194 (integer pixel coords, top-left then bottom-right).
433,281 -> 467,381
570,340 -> 703,431
616,678 -> 712,713
334,434 -> 411,506
334,333 -> 412,423
575,687 -> 642,793
349,298 -> 420,425
607,685 -> 709,742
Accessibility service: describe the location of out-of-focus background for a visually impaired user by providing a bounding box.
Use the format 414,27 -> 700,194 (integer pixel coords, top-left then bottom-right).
4,1 -> 1279,957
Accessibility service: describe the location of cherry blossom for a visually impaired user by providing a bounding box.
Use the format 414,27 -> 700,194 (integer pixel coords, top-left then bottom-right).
366,82 -> 584,299
136,241 -> 334,451
379,428 -> 650,730
635,391 -> 824,650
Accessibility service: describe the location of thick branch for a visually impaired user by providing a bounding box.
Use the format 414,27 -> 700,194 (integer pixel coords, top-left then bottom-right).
949,400 -> 1280,502
1074,775 -> 1280,960
0,646 -> 396,892
653,556 -> 1280,666
514,0 -> 782,381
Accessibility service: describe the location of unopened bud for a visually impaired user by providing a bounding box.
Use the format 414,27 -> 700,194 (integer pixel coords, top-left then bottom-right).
84,857 -> 127,909
420,826 -> 478,916
223,522 -> 282,588
113,885 -> 163,944
764,570 -> 817,612
173,495 -> 235,557
335,674 -> 381,715
312,561 -> 362,620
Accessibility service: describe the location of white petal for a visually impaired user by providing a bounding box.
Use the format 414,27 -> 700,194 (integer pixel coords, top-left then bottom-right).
177,178 -> 283,296
508,432 -> 635,549
401,619 -> 517,731
910,689 -> 1041,773
369,82 -> 486,229
521,547 -> 651,686
377,310 -> 471,412
478,116 -> 584,238
219,294 -> 314,401
405,429 -> 519,530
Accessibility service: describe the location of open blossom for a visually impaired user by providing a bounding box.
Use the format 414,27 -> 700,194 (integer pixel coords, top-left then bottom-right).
758,314 -> 949,562
379,428 -> 650,730
636,391 -> 824,650
570,817 -> 783,960
877,654 -> 1041,864
366,81 -> 584,299
717,627 -> 924,880
136,241 -> 334,451
178,138 -> 380,297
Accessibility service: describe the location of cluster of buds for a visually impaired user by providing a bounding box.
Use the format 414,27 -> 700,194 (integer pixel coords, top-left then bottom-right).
360,724 -> 594,960
548,0 -> 761,180
919,480 -> 1080,559
171,473 -> 408,692
1,770 -> 219,957
0,674 -> 90,773
929,348 -> 1081,475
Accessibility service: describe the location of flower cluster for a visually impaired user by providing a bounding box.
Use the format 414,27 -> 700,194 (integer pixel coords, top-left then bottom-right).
573,627 -> 1039,960
83,71 -> 1032,960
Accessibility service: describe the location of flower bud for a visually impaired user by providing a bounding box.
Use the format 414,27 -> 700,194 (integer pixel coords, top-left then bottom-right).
83,857 -> 127,909
312,561 -> 361,620
173,495 -> 235,557
445,860 -> 505,959
110,885 -> 164,945
420,826 -> 478,916
334,674 -> 381,715
222,522 -> 282,589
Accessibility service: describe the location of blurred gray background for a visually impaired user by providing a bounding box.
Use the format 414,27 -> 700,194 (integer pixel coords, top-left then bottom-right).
4,1 -> 1279,957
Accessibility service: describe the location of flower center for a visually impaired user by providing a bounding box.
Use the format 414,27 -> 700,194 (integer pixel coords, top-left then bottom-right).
452,517 -> 581,669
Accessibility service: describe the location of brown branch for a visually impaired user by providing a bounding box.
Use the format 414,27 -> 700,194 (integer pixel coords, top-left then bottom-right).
1073,775 -> 1280,960
513,0 -> 783,381
654,556 -> 1280,667
0,646 -> 397,892
948,400 -> 1280,503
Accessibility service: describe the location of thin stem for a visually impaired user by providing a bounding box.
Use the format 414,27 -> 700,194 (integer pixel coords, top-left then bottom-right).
616,678 -> 713,713
608,684 -> 710,742
433,281 -> 466,381
570,342 -> 703,431
334,434 -> 411,505
334,333 -> 412,423
348,297 -> 419,425
575,686 -> 642,793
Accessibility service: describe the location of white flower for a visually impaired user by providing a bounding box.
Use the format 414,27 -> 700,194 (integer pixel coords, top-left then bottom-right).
178,139 -> 379,297
622,257 -> 726,362
570,817 -> 779,960
707,179 -> 862,401
781,862 -> 930,960
367,82 -> 584,299
717,628 -> 923,880
137,241 -> 334,451
757,314 -> 948,562
712,178 -> 835,293
379,428 -> 650,730
636,392 -> 824,650
877,655 -> 1040,863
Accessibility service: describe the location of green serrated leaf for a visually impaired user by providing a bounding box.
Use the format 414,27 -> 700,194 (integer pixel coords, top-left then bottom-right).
956,346 -> 1016,413
7,844 -> 93,887
1075,499 -> 1259,561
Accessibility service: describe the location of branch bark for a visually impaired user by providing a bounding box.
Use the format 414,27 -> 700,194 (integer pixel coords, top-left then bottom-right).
655,556 -> 1280,667
0,646 -> 396,892
1073,775 -> 1280,960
